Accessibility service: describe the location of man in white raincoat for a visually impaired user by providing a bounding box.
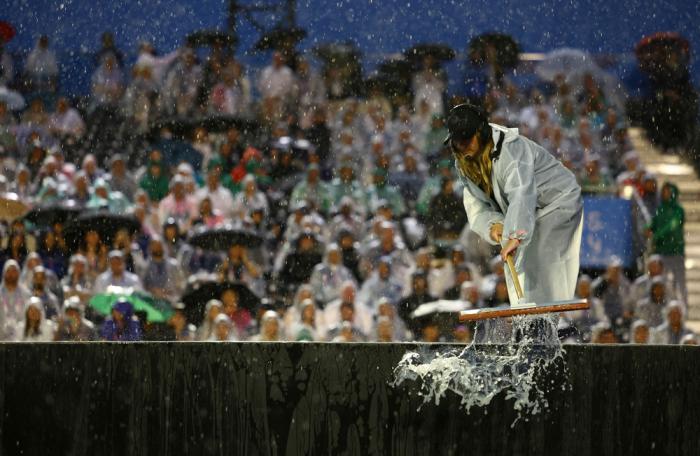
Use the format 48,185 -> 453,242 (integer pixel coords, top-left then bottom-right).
445,103 -> 583,308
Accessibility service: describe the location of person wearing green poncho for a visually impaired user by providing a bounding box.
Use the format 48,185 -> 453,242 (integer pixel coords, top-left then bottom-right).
290,164 -> 333,214
86,178 -> 130,214
366,167 -> 406,216
416,159 -> 460,217
647,182 -> 686,306
139,159 -> 169,202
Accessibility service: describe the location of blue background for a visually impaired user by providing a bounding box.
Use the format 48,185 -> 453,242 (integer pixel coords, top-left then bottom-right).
581,197 -> 635,269
2,0 -> 700,95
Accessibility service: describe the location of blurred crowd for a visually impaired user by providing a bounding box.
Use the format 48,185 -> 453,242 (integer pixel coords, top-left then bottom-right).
0,31 -> 692,345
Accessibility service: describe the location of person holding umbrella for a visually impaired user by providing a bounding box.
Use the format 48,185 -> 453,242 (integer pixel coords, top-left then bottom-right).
218,242 -> 263,297
445,103 -> 583,315
99,298 -> 142,341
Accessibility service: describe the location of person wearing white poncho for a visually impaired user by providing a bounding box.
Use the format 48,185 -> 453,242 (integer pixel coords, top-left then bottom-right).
445,103 -> 583,307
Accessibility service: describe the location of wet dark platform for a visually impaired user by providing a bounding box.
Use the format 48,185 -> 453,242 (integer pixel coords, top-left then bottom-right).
0,343 -> 698,455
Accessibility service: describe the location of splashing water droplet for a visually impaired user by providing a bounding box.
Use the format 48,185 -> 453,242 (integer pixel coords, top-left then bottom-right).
393,315 -> 565,421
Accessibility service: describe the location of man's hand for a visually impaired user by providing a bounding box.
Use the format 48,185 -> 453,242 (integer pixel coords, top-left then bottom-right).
490,223 -> 504,243
500,238 -> 520,262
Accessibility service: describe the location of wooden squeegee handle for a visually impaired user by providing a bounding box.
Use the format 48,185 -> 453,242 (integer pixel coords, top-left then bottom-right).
506,255 -> 524,300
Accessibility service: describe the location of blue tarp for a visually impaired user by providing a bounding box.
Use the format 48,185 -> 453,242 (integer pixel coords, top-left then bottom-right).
581,196 -> 635,269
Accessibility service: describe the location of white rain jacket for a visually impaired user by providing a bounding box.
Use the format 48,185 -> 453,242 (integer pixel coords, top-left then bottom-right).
460,123 -> 583,305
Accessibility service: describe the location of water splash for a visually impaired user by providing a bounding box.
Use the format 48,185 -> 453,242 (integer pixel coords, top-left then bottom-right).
393,315 -> 566,420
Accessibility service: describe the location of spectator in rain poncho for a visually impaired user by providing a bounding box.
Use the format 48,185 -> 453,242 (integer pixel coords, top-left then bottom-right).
141,237 -> 184,303
591,258 -> 632,327
37,229 -> 67,279
209,313 -> 237,342
309,243 -> 356,306
54,297 -> 98,341
631,255 -> 677,304
366,168 -> 406,217
231,174 -> 268,220
12,297 -> 55,342
105,154 -> 137,202
19,252 -> 56,293
166,303 -> 195,341
195,163 -> 234,219
220,288 -> 252,339
86,178 -> 130,214
328,161 -> 367,217
218,243 -> 264,297
358,256 -> 404,307
209,61 -> 251,117
412,55 -> 446,117
647,182 -> 686,306
99,298 -> 142,341
162,48 -> 202,116
0,260 -> 30,336
196,299 -> 223,341
426,177 -> 468,241
579,155 -> 615,195
650,301 -> 693,345
277,230 -> 323,291
90,54 -> 124,108
566,275 -> 606,342
328,197 -> 365,242
374,316 -> 396,342
158,175 -> 198,232
397,270 -> 437,327
257,51 -> 295,107
93,250 -> 142,294
634,277 -> 670,328
325,302 -> 368,342
629,319 -> 650,344
139,158 -> 170,202
250,310 -> 282,341
388,151 -> 426,205
287,298 -> 323,341
363,220 -> 414,280
29,266 -> 60,319
60,254 -> 93,304
24,35 -> 59,91
48,97 -> 85,140
324,281 -> 373,337
374,297 -> 409,341
289,164 -> 332,215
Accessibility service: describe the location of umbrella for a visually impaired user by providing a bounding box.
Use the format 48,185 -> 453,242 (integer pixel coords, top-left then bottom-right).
152,115 -> 259,137
635,32 -> 690,57
468,33 -> 520,69
312,42 -> 361,63
64,211 -> 141,251
188,225 -> 263,250
186,30 -> 237,48
89,288 -> 174,323
0,193 -> 27,222
0,86 -> 26,111
23,201 -> 82,227
254,27 -> 307,52
534,48 -> 603,84
404,43 -> 456,63
181,281 -> 260,325
0,21 -> 15,44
